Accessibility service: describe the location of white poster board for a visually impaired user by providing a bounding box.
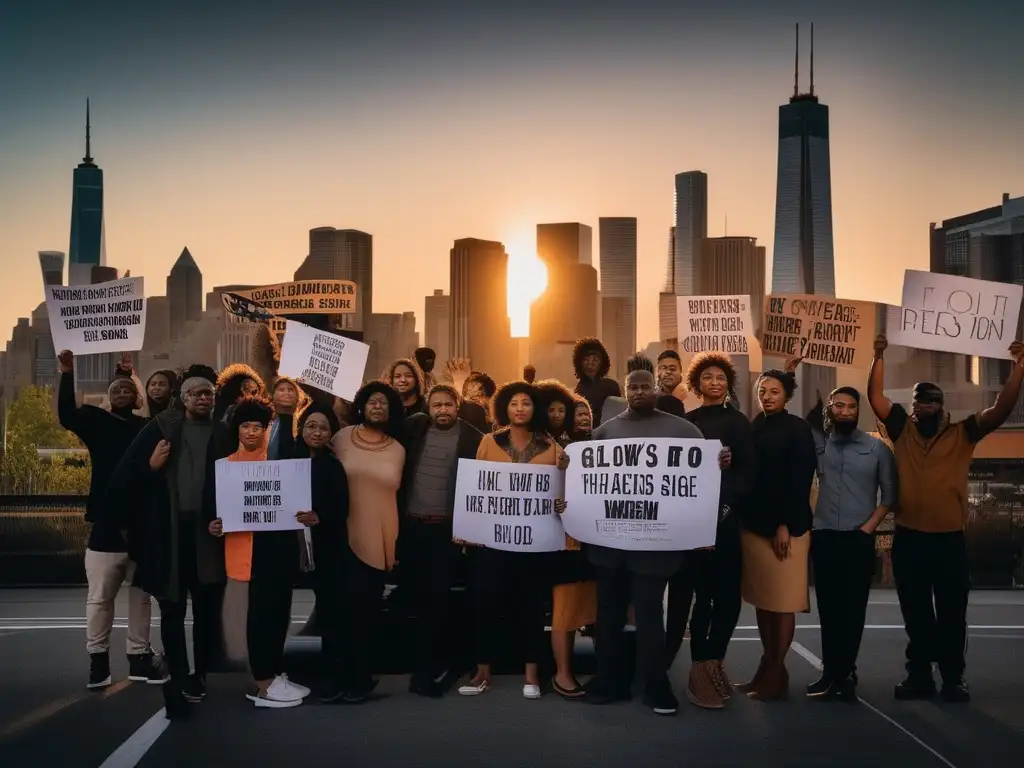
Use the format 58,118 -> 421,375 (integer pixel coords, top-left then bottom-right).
889,270 -> 1022,360
277,319 -> 370,400
562,438 -> 721,551
44,276 -> 147,355
676,295 -> 755,356
452,459 -> 566,552
215,458 -> 310,533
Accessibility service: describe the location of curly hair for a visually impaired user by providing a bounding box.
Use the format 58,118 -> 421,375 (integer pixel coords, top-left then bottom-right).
491,380 -> 548,431
570,395 -> 593,439
464,371 -> 497,400
350,381 -> 406,438
230,394 -> 275,434
572,337 -> 611,380
686,351 -> 738,402
534,378 -> 575,431
215,364 -> 266,422
757,369 -> 798,401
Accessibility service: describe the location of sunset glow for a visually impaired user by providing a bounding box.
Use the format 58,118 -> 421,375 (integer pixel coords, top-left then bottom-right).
507,250 -> 548,338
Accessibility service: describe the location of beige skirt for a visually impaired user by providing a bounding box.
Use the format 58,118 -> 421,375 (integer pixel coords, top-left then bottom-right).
740,528 -> 810,613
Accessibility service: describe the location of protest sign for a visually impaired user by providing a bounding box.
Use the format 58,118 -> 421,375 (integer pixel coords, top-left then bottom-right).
676,295 -> 755,355
215,458 -> 310,533
44,276 -> 147,355
452,459 -> 566,552
277,320 -> 369,400
562,438 -> 721,551
229,280 -> 357,315
762,293 -> 875,368
888,270 -> 1022,360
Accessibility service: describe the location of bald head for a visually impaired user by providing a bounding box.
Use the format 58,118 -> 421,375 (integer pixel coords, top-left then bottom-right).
625,369 -> 657,414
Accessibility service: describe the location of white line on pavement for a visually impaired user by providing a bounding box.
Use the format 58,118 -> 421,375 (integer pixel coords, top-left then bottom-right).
791,641 -> 958,768
97,708 -> 169,768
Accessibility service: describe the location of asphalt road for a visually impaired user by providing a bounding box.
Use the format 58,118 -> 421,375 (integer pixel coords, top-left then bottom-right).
0,588 -> 1021,768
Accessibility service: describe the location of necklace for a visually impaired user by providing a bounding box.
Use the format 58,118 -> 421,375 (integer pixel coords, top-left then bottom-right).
351,424 -> 393,452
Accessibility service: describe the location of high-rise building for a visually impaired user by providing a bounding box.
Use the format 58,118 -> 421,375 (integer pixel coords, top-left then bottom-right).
531,223 -> 598,344
145,296 -> 171,350
450,238 -> 517,384
674,172 -> 709,297
68,101 -> 105,286
659,226 -> 678,342
599,218 -> 637,379
38,251 -> 65,287
366,312 -> 419,379
770,24 -> 837,411
167,247 -> 203,340
424,289 -> 451,363
294,228 -> 373,331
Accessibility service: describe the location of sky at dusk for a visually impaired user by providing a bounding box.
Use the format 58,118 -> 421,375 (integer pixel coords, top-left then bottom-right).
1,0 -> 1022,349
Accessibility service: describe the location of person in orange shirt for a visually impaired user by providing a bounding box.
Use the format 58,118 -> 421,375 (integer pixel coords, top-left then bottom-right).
209,396 -> 318,709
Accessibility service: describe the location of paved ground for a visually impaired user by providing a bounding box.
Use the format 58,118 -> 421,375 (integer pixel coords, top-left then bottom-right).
0,589 -> 1021,768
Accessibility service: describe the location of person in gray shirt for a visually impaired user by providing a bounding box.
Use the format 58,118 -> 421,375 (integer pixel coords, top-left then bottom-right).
581,362 -> 707,716
808,386 -> 896,702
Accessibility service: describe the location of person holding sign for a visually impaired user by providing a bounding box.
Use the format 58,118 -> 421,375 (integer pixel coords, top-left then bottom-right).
737,370 -> 817,702
398,384 -> 484,698
868,335 -> 1024,703
458,381 -> 567,701
330,381 -> 407,703
208,396 -> 315,709
583,360 -> 705,717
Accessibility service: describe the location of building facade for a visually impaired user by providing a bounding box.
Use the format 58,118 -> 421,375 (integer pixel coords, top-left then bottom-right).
599,217 -> 637,379
167,247 -> 203,340
424,289 -> 451,363
673,171 -> 708,298
294,228 -> 373,332
68,101 -> 105,287
531,223 -> 598,344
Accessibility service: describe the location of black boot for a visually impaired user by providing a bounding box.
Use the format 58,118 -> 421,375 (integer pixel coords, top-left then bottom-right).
940,675 -> 970,703
894,669 -> 936,700
88,653 -> 111,690
163,680 -> 192,720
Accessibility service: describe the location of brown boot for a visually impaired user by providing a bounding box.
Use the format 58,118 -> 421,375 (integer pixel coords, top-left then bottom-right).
733,656 -> 766,693
711,660 -> 732,700
687,661 -> 725,710
747,663 -> 790,702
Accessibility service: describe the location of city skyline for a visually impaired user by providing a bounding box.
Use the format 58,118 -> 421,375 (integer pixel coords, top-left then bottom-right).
2,4 -> 1022,348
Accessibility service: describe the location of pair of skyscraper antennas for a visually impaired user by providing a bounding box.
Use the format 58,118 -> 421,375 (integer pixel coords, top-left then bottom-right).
793,22 -> 816,99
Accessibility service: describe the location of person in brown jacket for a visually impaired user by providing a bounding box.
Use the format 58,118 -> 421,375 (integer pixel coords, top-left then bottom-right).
868,335 -> 1024,702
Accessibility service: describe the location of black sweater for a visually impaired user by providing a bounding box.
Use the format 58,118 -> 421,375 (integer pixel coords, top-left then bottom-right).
743,410 -> 817,539
684,403 -> 756,526
575,376 -> 622,426
57,372 -> 148,552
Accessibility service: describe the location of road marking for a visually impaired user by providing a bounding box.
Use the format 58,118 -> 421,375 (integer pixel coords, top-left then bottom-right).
97,708 -> 169,768
0,680 -> 129,742
791,641 -> 957,768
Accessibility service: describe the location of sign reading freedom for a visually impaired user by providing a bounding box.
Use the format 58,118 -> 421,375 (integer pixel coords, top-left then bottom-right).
762,293 -> 876,369
228,280 -> 357,315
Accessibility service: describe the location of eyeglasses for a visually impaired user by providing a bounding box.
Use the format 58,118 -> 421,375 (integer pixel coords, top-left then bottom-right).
187,390 -> 215,399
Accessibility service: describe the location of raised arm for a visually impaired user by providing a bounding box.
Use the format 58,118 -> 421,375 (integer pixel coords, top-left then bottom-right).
975,341 -> 1024,435
867,335 -> 893,421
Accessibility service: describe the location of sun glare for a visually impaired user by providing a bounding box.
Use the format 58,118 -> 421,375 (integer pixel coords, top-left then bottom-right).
507,251 -> 547,338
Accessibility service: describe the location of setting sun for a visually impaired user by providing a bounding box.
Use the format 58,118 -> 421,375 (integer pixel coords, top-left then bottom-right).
506,250 -> 548,338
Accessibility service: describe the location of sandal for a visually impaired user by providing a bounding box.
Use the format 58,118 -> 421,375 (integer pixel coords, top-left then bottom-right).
457,679 -> 491,696
552,678 -> 586,699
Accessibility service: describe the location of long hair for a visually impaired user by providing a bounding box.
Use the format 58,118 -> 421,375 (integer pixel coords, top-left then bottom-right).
534,378 -> 574,434
491,380 -> 548,432
350,381 -> 405,438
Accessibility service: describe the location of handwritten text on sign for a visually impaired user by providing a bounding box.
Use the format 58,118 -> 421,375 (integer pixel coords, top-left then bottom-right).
889,271 -> 1023,360
230,280 -> 357,315
562,438 -> 721,551
45,276 -> 147,355
215,458 -> 310,533
676,295 -> 754,355
452,459 -> 566,552
762,294 -> 876,368
278,320 -> 370,401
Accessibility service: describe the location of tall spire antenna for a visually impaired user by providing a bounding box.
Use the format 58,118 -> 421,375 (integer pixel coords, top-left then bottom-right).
793,23 -> 800,98
83,98 -> 93,164
810,23 -> 815,96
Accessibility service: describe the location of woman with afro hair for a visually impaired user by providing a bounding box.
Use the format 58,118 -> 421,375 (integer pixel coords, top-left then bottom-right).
667,352 -> 757,710
458,381 -> 568,701
329,381 -> 406,702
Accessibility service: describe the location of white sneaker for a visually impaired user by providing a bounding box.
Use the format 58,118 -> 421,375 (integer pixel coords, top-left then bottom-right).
251,693 -> 302,709
280,675 -> 310,699
523,684 -> 542,700
267,676 -> 304,702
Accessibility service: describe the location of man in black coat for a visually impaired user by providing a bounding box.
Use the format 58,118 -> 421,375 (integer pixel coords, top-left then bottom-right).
398,384 -> 483,697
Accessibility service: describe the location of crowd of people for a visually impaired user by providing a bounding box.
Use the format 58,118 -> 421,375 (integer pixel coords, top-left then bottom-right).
56,324 -> 1024,719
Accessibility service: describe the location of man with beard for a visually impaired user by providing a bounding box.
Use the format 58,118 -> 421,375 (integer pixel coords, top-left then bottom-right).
399,385 -> 483,697
807,386 -> 896,701
583,363 -> 704,716
868,335 -> 1024,702
656,350 -> 687,417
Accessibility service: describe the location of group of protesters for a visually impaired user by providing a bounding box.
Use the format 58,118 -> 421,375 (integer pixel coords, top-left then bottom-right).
58,320 -> 1024,719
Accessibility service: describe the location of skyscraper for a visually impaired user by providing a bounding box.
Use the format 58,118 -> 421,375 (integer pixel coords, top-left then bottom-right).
424,289 -> 451,363
38,251 -> 65,287
531,223 -> 598,344
294,228 -> 373,331
449,238 -> 516,384
770,24 -> 837,411
659,226 -> 678,341
599,217 -> 637,378
68,100 -> 105,286
673,171 -> 709,297
167,247 -> 203,339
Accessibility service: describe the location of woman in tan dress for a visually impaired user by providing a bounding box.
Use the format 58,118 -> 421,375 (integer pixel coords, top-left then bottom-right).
737,369 -> 817,701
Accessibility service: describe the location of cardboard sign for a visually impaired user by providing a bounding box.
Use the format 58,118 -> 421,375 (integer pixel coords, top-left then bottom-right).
763,294 -> 876,368
45,276 -> 147,355
229,280 -> 357,315
676,295 -> 755,356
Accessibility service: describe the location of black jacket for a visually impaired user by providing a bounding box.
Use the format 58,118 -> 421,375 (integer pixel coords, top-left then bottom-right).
398,414 -> 483,518
106,408 -> 225,601
743,410 -> 817,539
57,372 -> 147,552
684,403 -> 756,528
